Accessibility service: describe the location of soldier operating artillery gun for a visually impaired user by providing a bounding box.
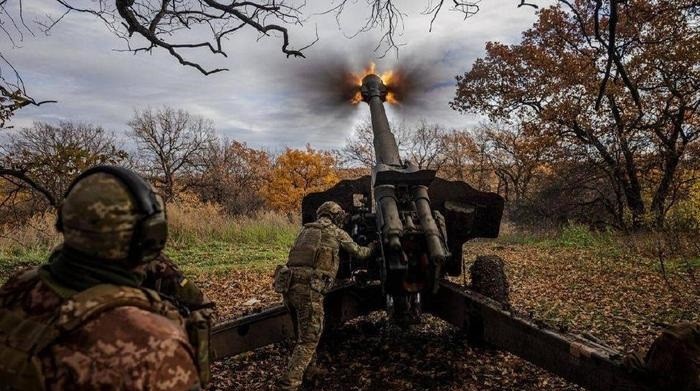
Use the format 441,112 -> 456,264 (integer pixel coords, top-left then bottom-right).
310,72 -> 504,325
211,72 -> 700,391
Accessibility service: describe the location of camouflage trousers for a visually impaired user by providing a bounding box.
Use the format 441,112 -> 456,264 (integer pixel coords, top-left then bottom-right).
279,281 -> 324,391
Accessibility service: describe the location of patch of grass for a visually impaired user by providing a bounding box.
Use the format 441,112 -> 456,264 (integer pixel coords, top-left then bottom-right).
497,230 -> 545,246
167,200 -> 298,248
498,224 -> 621,259
553,224 -> 600,247
167,240 -> 292,276
688,258 -> 700,269
0,202 -> 298,283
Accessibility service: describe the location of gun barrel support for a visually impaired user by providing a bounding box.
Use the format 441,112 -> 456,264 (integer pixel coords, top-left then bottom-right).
375,184 -> 403,250
413,185 -> 446,265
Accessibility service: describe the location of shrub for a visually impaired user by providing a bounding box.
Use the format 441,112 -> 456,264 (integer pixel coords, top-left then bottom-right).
165,193 -> 298,248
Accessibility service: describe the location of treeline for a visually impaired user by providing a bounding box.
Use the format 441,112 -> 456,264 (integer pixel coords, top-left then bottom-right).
2,107 -> 699,232
0,107 -> 338,224
2,2 -> 699,232
340,119 -> 700,231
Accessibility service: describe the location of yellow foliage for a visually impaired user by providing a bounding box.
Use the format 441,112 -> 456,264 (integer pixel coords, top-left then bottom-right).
666,180 -> 700,229
262,146 -> 339,212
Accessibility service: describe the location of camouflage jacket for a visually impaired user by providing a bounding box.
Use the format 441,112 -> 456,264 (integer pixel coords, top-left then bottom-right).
143,254 -> 213,313
0,268 -> 201,391
287,216 -> 373,277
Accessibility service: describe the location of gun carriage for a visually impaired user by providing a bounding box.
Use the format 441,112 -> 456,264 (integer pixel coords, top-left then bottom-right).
210,74 -> 698,391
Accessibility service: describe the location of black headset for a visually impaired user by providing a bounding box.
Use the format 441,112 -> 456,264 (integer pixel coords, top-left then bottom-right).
56,165 -> 168,262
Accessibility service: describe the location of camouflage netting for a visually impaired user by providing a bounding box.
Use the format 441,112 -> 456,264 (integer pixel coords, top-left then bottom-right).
469,255 -> 510,307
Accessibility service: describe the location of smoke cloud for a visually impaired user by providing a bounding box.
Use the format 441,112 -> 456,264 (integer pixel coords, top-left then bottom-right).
290,49 -> 445,117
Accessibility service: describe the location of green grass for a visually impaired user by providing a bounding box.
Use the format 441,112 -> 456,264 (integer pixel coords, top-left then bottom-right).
165,214 -> 298,275
0,211 -> 298,283
0,240 -> 295,284
689,258 -> 700,268
167,241 -> 293,276
168,218 -> 297,248
500,224 -> 620,256
0,246 -> 53,281
2,216 -> 696,284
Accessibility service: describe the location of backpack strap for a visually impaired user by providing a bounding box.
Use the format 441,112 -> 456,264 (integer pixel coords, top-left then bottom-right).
0,268 -> 41,306
0,308 -> 58,391
56,284 -> 169,332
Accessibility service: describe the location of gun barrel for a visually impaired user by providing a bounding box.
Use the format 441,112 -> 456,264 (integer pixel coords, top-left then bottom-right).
361,74 -> 401,166
361,74 -> 403,249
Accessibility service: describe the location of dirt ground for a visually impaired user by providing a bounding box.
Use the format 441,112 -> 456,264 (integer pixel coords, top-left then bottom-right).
199,242 -> 700,390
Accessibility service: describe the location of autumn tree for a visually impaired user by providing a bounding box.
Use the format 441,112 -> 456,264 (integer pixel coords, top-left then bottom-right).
406,121 -> 448,170
438,129 -> 493,190
263,146 -> 339,212
0,121 -> 126,221
452,0 -> 700,229
338,119 -> 409,168
128,107 -> 216,201
478,122 -> 555,205
194,139 -> 272,215
338,119 -> 447,170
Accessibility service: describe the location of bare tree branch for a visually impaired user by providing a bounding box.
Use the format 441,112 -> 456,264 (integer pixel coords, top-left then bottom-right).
0,167 -> 57,207
0,53 -> 56,128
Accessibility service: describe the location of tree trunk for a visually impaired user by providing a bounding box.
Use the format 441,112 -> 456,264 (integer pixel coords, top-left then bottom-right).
651,150 -> 681,228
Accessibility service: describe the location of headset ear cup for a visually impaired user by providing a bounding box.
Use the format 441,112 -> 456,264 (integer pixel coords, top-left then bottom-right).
128,215 -> 143,262
130,214 -> 168,262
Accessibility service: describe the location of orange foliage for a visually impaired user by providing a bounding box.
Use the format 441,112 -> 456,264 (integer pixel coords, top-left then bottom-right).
262,146 -> 339,212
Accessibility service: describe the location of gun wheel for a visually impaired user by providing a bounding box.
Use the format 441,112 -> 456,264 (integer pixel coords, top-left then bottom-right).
469,255 -> 510,308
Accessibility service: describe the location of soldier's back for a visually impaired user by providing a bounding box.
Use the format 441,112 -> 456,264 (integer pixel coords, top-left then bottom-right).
0,269 -> 200,391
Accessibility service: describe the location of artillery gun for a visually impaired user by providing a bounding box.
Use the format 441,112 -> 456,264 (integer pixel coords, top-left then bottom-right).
211,74 -> 699,391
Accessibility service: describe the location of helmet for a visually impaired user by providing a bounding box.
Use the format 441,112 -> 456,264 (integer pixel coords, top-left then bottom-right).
56,166 -> 168,264
316,201 -> 346,226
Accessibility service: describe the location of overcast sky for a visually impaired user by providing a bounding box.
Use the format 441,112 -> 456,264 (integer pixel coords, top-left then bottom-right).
2,1 -> 549,149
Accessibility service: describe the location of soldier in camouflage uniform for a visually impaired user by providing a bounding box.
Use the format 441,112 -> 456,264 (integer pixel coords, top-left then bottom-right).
276,201 -> 375,390
142,252 -> 215,384
0,165 -> 207,391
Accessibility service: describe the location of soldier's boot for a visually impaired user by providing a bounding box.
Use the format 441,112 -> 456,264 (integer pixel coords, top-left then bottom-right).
280,341 -> 316,391
303,361 -> 328,381
277,378 -> 298,391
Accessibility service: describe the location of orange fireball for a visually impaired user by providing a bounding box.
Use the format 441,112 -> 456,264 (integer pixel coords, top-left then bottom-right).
348,63 -> 400,105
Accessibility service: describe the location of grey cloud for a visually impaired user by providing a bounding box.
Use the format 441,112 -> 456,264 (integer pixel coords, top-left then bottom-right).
4,1 -> 545,149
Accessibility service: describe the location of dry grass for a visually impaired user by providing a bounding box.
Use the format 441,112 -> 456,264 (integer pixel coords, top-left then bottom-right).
0,196 -> 299,280
0,213 -> 60,261
167,197 -> 298,248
